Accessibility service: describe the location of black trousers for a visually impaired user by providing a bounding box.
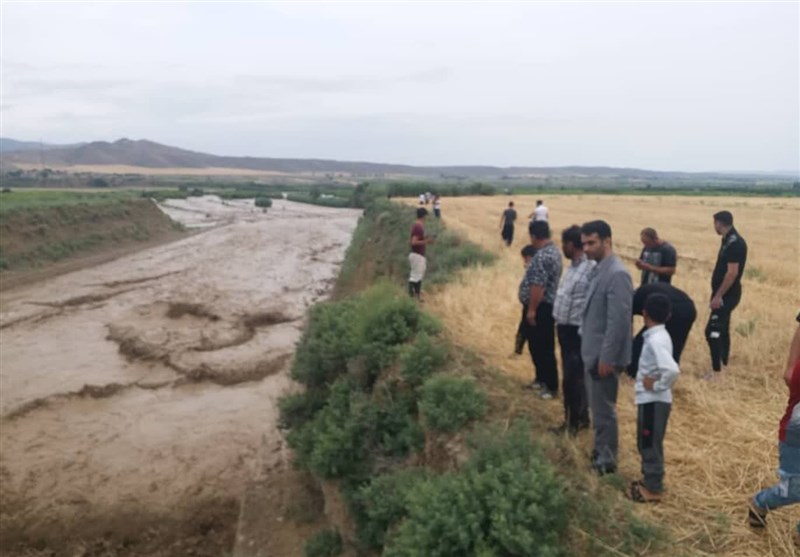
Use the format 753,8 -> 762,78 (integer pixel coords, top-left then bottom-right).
557,325 -> 589,428
705,292 -> 740,372
501,224 -> 514,246
628,309 -> 696,377
523,302 -> 558,392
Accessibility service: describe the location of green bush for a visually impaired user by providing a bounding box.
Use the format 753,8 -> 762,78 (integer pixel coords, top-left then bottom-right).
288,379 -> 378,479
304,528 -> 343,557
375,388 -> 424,456
399,333 -> 447,387
384,424 -> 568,557
278,389 -> 329,430
420,375 -> 487,433
291,300 -> 358,388
351,469 -> 429,549
254,196 -> 273,208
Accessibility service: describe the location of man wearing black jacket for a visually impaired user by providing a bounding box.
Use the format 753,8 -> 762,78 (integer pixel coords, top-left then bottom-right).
627,282 -> 697,377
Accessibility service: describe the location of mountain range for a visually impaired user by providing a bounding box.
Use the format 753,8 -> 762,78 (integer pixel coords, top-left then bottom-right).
1,137 -> 795,180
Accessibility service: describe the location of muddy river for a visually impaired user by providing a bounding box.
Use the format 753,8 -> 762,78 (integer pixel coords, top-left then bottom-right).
0,197 -> 360,551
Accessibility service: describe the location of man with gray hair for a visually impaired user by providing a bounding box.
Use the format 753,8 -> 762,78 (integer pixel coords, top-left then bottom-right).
580,220 -> 634,475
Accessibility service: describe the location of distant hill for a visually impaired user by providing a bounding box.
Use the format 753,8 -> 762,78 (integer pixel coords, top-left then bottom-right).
0,138 -> 85,153
1,137 -> 795,181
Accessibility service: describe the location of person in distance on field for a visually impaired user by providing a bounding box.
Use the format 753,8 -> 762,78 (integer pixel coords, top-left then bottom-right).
500,201 -> 517,246
408,207 -> 434,300
528,199 -> 549,222
580,220 -> 634,475
748,312 -> 800,548
704,210 -> 747,381
635,228 -> 677,286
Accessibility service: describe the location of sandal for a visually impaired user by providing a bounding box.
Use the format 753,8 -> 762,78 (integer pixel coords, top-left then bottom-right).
747,499 -> 767,528
629,481 -> 662,504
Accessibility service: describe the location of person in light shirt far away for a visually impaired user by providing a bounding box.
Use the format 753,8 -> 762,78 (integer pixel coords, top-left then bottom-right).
629,293 -> 680,504
529,199 -> 549,222
635,228 -> 677,286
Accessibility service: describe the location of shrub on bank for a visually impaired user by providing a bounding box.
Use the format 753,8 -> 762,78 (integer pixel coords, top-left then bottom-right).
304,529 -> 343,557
419,375 -> 487,434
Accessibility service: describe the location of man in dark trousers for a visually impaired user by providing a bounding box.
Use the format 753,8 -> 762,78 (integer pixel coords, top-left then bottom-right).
500,201 -> 517,246
519,221 -> 562,399
705,210 -> 747,381
551,225 -> 595,435
580,220 -> 633,475
627,282 -> 697,378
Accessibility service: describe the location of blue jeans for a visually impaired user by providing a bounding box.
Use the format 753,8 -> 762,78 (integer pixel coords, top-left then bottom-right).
753,443 -> 800,533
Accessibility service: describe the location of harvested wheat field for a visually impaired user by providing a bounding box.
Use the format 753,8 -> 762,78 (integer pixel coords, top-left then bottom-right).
423,195 -> 800,557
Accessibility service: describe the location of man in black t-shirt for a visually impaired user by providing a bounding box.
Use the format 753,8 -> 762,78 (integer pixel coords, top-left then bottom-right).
627,283 -> 697,377
500,201 -> 518,246
635,228 -> 677,285
704,210 -> 747,380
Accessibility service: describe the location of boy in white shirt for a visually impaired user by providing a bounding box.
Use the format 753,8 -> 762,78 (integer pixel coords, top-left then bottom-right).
630,293 -> 680,503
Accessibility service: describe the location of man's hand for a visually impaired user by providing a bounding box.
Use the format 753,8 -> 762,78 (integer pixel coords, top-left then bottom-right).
643,376 -> 656,391
598,362 -> 615,378
709,296 -> 723,310
526,309 -> 537,326
634,260 -> 645,270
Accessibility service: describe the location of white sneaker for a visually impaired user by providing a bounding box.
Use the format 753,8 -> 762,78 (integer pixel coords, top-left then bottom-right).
703,371 -> 722,382
540,390 -> 555,400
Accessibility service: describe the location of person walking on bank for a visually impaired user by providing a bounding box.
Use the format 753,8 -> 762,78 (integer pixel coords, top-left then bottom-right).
629,293 -> 680,504
748,312 -> 800,548
500,201 -> 517,246
551,225 -> 595,435
627,282 -> 696,378
580,220 -> 634,475
635,228 -> 677,285
520,221 -> 562,399
433,194 -> 442,218
705,210 -> 747,381
408,207 -> 434,300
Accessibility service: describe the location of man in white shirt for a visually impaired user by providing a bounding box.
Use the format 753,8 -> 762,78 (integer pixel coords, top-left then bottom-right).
551,225 -> 595,436
529,199 -> 549,222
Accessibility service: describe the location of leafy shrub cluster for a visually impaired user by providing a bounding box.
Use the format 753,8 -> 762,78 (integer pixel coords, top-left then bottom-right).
254,196 -> 273,208
304,528 -> 343,557
280,284 -> 449,481
349,423 -> 568,557
420,375 -> 487,434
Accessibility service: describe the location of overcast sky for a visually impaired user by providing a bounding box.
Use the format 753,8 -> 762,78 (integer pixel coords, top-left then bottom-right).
1,1 -> 798,172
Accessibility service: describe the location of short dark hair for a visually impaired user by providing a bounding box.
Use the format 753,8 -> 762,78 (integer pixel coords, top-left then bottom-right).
416,207 -> 428,218
562,225 -> 582,250
536,199 -> 543,206
508,201 -> 514,207
641,227 -> 658,240
644,293 -> 671,324
529,220 -> 550,239
713,210 -> 733,226
520,245 -> 536,258
580,220 -> 612,240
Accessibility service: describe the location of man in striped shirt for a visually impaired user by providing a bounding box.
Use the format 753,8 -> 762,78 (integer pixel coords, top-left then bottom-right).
551,225 -> 596,435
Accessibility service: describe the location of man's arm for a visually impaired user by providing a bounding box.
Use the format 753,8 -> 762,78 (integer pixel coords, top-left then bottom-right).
598,271 -> 634,377
710,263 -> 739,309
639,262 -> 676,277
527,285 -> 545,325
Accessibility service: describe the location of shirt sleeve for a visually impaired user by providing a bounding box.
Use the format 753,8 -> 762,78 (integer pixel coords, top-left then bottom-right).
661,245 -> 677,267
528,254 -> 547,287
651,336 -> 680,392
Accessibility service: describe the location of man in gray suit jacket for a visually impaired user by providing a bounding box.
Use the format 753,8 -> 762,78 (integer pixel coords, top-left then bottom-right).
580,220 -> 634,475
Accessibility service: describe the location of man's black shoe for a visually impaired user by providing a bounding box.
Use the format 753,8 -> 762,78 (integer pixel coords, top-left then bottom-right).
591,463 -> 617,476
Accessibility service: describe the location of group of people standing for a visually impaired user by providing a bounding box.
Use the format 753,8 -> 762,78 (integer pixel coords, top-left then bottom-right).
408,200 -> 797,540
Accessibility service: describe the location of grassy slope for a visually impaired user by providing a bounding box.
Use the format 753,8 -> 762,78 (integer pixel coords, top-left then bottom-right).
0,193 -> 183,272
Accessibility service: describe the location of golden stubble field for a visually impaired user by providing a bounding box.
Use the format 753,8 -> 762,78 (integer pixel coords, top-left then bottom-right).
425,194 -> 800,557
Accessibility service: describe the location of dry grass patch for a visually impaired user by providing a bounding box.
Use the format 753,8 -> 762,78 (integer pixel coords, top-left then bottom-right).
419,194 -> 800,557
